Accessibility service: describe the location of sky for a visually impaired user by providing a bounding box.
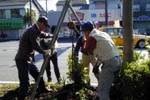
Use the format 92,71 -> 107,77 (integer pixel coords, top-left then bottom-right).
38,0 -> 58,11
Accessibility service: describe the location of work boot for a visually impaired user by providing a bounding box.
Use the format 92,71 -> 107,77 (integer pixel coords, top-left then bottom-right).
56,78 -> 62,84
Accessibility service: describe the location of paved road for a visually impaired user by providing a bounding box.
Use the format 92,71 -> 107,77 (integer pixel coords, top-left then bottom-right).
0,39 -> 98,85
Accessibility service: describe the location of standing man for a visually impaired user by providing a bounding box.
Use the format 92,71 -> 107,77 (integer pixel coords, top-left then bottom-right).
15,16 -> 51,100
39,32 -> 62,83
82,21 -> 122,100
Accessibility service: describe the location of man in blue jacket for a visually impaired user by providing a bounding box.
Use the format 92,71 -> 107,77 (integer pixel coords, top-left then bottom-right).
15,16 -> 51,100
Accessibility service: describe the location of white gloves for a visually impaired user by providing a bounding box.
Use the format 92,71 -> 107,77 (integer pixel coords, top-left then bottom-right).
44,49 -> 51,56
44,38 -> 52,43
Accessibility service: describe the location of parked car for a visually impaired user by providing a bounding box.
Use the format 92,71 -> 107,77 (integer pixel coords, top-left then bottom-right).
99,26 -> 150,48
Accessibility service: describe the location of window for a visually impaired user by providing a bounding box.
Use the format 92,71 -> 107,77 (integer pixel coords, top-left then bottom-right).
11,9 -> 21,18
133,5 -> 140,12
146,4 -> 150,11
0,10 -> 6,19
103,28 -> 122,36
95,3 -> 105,9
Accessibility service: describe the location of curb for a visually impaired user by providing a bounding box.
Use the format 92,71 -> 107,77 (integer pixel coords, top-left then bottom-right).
0,81 -> 98,86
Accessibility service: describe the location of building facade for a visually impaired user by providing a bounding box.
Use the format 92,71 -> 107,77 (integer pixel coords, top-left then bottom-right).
0,0 -> 45,40
0,0 -> 149,39
48,0 -> 122,37
133,0 -> 150,35
48,0 -> 150,37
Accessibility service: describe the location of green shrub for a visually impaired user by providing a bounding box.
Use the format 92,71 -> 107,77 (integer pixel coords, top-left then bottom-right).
66,51 -> 89,85
111,51 -> 150,100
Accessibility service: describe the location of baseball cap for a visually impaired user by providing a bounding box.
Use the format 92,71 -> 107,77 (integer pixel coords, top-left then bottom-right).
38,16 -> 50,28
81,21 -> 94,31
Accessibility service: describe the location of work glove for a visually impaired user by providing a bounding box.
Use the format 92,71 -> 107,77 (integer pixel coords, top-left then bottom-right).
44,49 -> 51,56
93,64 -> 100,81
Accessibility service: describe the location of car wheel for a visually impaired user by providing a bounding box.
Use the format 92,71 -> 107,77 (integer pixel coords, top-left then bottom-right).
137,40 -> 145,48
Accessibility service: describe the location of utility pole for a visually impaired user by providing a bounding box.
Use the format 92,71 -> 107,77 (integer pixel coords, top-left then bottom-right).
105,0 -> 108,26
30,0 -> 32,25
46,0 -> 48,16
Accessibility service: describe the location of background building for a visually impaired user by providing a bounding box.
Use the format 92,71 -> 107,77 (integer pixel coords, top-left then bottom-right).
48,0 -> 150,38
0,0 -> 150,39
48,0 -> 122,37
133,0 -> 150,35
0,0 -> 45,40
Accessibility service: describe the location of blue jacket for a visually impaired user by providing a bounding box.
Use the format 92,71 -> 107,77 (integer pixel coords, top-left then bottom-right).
74,36 -> 88,56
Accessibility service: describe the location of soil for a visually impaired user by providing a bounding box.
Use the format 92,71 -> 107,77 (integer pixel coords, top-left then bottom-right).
1,83 -> 97,100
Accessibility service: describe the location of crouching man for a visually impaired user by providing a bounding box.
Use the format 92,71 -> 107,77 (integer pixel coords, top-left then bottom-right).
82,21 -> 122,100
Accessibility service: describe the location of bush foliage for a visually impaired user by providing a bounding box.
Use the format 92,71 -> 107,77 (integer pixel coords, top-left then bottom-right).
111,49 -> 150,100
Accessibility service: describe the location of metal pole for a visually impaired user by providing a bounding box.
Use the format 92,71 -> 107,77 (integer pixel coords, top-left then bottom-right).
30,55 -> 50,100
68,3 -> 81,25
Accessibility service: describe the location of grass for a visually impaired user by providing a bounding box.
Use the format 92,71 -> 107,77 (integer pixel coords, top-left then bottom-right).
0,83 -> 19,97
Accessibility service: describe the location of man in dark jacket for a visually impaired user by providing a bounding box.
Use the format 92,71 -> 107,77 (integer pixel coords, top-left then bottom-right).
15,16 -> 51,100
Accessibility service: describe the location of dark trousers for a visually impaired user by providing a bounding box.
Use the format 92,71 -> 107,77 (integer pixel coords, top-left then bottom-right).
15,60 -> 45,100
44,52 -> 61,82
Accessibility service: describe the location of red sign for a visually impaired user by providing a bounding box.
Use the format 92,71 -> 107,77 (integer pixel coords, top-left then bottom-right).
70,12 -> 84,21
99,13 -> 111,17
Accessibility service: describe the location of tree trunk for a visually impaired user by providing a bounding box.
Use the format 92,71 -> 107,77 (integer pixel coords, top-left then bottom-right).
123,0 -> 134,63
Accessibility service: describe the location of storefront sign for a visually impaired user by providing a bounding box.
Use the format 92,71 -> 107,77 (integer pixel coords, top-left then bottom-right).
0,19 -> 24,29
91,13 -> 97,18
70,12 -> 84,21
134,15 -> 150,21
99,13 -> 111,17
